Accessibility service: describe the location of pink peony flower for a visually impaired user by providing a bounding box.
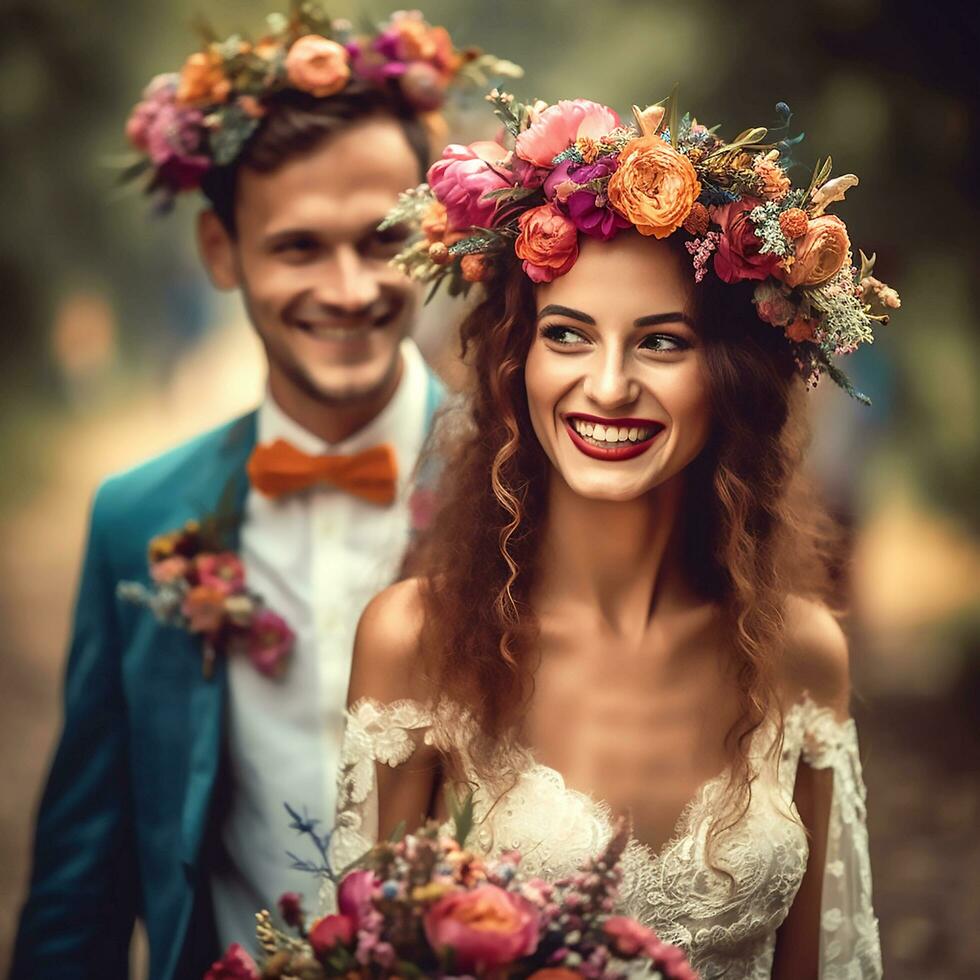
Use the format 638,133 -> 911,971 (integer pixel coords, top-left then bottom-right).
203,943 -> 259,980
427,141 -> 511,231
309,913 -> 355,955
514,204 -> 579,283
515,99 -> 621,168
338,869 -> 377,929
423,884 -> 540,971
246,609 -> 294,677
195,552 -> 245,595
711,198 -> 782,284
285,35 -> 351,98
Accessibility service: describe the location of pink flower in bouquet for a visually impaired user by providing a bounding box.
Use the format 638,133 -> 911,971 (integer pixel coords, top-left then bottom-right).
424,884 -> 540,971
150,555 -> 189,584
338,868 -> 377,928
285,35 -> 351,98
604,915 -> 661,956
195,552 -> 245,595
514,204 -> 579,283
182,586 -> 228,635
246,609 -> 294,677
309,913 -> 355,955
203,943 -> 259,980
427,141 -> 511,231
711,198 -> 782,284
515,99 -> 621,167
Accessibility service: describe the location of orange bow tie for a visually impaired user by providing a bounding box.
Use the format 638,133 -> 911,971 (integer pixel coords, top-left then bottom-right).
247,439 -> 398,506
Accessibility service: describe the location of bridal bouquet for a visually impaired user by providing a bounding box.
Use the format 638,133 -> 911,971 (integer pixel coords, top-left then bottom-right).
205,800 -> 696,980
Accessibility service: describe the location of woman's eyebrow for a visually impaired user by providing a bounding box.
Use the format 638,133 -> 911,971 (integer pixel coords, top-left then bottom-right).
537,304 -> 596,325
634,312 -> 695,328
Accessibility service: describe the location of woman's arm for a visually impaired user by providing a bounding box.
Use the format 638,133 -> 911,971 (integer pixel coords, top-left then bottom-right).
345,578 -> 442,839
772,598 -> 852,980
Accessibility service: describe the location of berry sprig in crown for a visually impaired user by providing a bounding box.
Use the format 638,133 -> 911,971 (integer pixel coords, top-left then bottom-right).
383,89 -> 900,402
123,4 -> 521,208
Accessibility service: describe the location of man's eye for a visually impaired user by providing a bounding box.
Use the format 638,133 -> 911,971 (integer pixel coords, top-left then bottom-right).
273,237 -> 318,255
541,324 -> 588,346
639,333 -> 688,352
367,224 -> 411,255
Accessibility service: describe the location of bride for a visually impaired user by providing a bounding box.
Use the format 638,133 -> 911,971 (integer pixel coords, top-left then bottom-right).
330,93 -> 893,978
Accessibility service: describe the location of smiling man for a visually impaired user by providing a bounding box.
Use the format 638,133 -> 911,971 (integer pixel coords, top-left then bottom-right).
9,12 -> 512,980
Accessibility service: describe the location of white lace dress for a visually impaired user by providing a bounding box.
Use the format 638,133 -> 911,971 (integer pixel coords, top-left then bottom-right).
329,696 -> 882,979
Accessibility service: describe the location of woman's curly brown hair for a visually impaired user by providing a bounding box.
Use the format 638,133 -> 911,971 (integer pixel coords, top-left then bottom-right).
408,235 -> 840,839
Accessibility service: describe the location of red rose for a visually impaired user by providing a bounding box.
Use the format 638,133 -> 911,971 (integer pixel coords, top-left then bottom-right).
711,198 -> 781,284
309,913 -> 356,955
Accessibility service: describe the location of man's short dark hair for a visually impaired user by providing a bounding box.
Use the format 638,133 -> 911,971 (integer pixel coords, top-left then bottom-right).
200,80 -> 431,234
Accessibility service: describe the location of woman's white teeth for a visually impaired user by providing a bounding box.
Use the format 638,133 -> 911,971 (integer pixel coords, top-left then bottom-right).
570,419 -> 655,444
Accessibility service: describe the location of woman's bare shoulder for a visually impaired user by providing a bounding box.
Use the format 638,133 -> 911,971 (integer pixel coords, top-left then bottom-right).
780,595 -> 851,716
348,577 -> 430,706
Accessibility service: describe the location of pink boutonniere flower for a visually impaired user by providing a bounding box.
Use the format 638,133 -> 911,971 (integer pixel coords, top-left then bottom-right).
118,518 -> 294,680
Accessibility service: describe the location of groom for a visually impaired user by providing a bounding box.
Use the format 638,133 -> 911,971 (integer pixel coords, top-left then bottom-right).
10,12 -> 471,980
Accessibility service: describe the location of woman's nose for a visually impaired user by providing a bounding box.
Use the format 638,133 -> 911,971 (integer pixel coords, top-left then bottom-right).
582,349 -> 639,408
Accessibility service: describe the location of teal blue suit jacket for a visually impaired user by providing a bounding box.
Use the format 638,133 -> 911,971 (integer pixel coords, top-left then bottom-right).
12,373 -> 444,980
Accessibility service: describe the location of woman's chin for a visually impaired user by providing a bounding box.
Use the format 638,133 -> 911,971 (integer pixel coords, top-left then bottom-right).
560,471 -> 658,503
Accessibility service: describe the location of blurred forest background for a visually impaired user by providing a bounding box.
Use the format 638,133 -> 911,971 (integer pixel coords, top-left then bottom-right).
0,0 -> 978,976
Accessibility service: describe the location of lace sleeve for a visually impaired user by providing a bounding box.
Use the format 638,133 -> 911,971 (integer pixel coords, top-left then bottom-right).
322,698 -> 433,909
795,698 -> 883,979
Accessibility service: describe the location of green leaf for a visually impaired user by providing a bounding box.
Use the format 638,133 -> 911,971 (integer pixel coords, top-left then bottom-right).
816,348 -> 872,405
209,105 -> 260,167
482,185 -> 537,203
387,819 -> 407,843
444,785 -> 476,847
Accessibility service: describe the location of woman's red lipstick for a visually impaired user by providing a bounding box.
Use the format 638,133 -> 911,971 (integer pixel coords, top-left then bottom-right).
563,413 -> 665,461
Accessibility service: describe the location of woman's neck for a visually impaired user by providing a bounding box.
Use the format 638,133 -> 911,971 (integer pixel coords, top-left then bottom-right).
534,471 -> 690,638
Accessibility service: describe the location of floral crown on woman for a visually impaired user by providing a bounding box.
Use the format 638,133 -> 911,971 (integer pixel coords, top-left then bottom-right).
383,89 -> 899,402
123,4 -> 521,208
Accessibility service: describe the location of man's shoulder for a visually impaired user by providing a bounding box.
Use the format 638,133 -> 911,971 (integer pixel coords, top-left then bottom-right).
93,412 -> 256,527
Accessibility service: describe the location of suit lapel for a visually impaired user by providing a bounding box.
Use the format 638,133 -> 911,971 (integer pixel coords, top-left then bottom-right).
180,411 -> 257,871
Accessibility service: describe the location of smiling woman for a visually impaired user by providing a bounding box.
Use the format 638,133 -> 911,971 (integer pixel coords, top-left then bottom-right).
331,91 -> 884,979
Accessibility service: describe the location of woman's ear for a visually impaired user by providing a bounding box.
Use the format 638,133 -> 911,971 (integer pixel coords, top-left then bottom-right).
197,209 -> 239,291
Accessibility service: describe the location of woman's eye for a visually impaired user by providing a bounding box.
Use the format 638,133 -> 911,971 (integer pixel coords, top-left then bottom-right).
639,333 -> 688,353
541,324 -> 588,346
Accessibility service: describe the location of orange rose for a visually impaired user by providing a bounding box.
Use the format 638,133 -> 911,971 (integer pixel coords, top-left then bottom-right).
779,214 -> 850,288
285,35 -> 351,98
786,315 -> 817,342
182,586 -> 228,634
177,50 -> 231,106
514,204 -> 579,283
460,253 -> 491,283
607,136 -> 701,239
421,200 -> 449,243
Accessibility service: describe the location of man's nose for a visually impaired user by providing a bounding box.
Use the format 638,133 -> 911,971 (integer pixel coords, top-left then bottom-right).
314,244 -> 381,314
582,348 -> 639,409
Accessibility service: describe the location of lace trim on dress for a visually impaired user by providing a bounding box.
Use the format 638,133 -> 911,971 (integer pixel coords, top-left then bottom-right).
328,694 -> 882,980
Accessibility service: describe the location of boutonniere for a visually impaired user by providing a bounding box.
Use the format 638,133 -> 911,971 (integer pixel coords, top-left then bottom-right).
117,516 -> 294,679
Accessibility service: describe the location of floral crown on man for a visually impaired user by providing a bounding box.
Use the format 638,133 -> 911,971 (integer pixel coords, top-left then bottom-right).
123,4 -> 521,209
383,89 -> 900,402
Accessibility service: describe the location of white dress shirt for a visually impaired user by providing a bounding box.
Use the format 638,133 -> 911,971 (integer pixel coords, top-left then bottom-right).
211,338 -> 430,949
